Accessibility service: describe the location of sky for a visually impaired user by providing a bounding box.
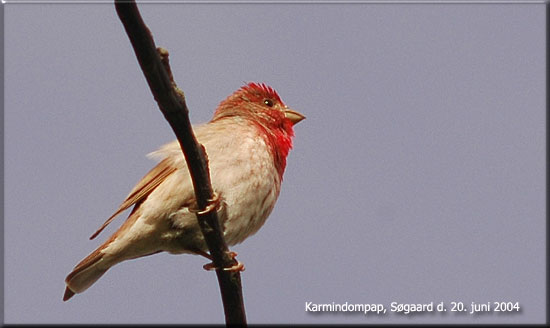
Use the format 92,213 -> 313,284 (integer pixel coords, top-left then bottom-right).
3,0 -> 546,324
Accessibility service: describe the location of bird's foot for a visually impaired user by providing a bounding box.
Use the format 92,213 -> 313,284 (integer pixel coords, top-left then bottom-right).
203,251 -> 245,272
189,192 -> 220,215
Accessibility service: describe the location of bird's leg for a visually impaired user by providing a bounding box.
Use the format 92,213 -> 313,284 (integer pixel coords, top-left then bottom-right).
189,192 -> 244,271
202,251 -> 245,272
193,249 -> 212,260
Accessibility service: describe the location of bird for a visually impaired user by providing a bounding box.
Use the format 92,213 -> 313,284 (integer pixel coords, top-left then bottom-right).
63,82 -> 305,301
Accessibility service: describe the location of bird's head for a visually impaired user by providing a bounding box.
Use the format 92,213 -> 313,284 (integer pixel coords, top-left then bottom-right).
212,82 -> 305,176
213,82 -> 305,129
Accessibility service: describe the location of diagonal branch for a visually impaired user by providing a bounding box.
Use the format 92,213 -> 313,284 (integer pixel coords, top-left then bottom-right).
114,1 -> 246,325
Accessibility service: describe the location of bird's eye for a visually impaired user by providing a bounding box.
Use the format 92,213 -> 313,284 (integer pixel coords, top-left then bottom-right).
263,99 -> 274,107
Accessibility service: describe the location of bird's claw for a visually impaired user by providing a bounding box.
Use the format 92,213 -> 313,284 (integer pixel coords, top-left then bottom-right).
202,251 -> 245,272
189,192 -> 220,215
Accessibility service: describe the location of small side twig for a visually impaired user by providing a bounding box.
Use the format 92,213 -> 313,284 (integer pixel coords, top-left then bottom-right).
114,1 -> 246,325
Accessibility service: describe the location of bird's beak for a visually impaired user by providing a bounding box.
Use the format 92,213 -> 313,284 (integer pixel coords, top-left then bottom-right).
284,108 -> 306,125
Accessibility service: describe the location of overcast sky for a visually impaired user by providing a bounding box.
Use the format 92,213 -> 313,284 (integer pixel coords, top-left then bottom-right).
3,1 -> 546,324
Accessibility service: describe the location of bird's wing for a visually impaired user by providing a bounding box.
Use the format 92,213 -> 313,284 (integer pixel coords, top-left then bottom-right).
89,157 -> 177,240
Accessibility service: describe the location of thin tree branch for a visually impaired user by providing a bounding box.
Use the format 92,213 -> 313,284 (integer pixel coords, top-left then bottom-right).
114,1 -> 246,325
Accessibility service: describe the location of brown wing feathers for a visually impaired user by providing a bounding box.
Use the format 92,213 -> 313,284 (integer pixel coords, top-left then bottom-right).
65,156 -> 177,301
89,158 -> 176,240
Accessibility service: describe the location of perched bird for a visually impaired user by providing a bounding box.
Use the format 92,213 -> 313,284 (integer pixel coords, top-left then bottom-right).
63,82 -> 304,301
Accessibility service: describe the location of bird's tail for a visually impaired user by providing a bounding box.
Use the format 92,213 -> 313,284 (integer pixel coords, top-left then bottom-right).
63,233 -> 163,301
63,245 -> 111,301
64,205 -> 164,301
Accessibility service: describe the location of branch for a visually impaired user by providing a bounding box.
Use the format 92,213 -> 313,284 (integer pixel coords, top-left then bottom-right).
114,1 -> 246,325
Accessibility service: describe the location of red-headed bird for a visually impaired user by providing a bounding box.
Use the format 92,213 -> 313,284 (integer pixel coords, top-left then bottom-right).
63,83 -> 304,301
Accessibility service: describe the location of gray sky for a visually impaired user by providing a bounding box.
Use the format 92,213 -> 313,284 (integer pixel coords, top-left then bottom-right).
3,1 -> 546,324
